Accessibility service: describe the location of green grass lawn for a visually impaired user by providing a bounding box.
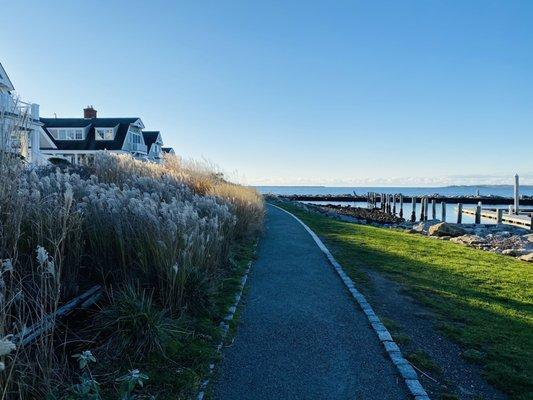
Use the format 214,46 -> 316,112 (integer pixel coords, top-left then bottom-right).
274,201 -> 533,399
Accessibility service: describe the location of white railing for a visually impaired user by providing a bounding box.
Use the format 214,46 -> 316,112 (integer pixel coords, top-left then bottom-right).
124,142 -> 148,154
0,93 -> 32,116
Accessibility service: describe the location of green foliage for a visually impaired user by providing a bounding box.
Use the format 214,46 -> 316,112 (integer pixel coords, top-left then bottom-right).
99,286 -> 185,359
462,348 -> 486,363
116,370 -> 149,400
406,350 -> 442,375
274,201 -> 533,399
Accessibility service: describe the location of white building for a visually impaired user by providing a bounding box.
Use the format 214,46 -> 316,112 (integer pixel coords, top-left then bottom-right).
0,62 -> 41,162
142,131 -> 164,164
40,107 -> 167,164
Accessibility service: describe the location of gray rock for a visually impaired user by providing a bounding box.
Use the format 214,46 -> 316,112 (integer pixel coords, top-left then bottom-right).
450,234 -> 486,246
523,233 -> 533,243
502,248 -> 528,257
428,222 -> 466,237
519,252 -> 533,262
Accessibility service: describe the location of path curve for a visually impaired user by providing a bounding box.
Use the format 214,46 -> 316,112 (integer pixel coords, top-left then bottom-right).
213,204 -> 409,399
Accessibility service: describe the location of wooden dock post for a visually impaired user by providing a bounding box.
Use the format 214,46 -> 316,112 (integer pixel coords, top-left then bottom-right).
399,195 -> 404,218
514,174 -> 520,215
411,197 -> 416,222
431,199 -> 436,220
475,202 -> 482,224
457,203 -> 463,224
420,197 -> 425,221
497,209 -> 504,224
392,195 -> 397,215
424,197 -> 429,221
441,201 -> 446,222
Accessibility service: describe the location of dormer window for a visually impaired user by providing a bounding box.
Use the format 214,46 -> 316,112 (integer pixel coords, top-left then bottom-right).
95,128 -> 114,140
49,128 -> 84,140
129,126 -> 143,144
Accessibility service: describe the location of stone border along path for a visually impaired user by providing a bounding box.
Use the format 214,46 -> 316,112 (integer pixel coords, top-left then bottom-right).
197,256 -> 254,400
271,204 -> 430,400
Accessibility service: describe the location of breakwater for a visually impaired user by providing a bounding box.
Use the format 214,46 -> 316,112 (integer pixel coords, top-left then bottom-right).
279,194 -> 533,205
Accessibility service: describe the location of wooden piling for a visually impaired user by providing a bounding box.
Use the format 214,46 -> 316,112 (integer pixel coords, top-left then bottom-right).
431,199 -> 436,220
475,202 -> 482,224
441,201 -> 446,222
420,197 -> 425,221
514,174 -> 520,215
424,197 -> 429,221
457,203 -> 463,224
497,209 -> 504,224
399,195 -> 404,218
411,197 -> 416,222
392,195 -> 397,215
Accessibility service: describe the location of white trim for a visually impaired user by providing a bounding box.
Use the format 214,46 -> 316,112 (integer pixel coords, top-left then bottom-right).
94,125 -> 117,141
132,118 -> 145,129
48,127 -> 86,141
39,127 -> 57,149
0,63 -> 15,92
41,149 -> 128,155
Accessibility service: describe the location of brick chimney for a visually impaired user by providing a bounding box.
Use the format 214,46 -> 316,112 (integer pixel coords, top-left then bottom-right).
83,106 -> 97,119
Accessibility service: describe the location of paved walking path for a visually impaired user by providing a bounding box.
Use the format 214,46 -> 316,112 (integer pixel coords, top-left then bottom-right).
213,205 -> 408,399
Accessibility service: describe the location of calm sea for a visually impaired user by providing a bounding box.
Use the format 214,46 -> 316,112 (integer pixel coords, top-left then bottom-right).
256,185 -> 533,197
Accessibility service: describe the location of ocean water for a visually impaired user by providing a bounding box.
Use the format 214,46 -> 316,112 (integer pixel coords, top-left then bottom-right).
256,185 -> 533,197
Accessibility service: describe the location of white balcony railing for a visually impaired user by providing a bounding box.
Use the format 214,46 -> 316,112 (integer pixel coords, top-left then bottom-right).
124,142 -> 148,154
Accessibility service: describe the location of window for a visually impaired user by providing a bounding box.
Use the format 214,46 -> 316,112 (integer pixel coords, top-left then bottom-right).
129,127 -> 142,144
49,128 -> 84,140
95,128 -> 114,140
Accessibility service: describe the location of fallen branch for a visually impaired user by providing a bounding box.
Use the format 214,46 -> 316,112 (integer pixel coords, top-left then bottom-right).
15,285 -> 102,346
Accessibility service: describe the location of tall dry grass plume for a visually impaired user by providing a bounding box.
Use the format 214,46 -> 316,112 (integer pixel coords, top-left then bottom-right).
0,149 -> 263,399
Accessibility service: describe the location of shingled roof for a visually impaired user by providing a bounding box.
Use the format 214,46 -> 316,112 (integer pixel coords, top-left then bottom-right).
142,131 -> 160,153
40,117 -> 141,151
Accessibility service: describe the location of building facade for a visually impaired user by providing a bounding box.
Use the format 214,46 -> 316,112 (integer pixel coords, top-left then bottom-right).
40,107 -> 166,164
0,62 -> 41,162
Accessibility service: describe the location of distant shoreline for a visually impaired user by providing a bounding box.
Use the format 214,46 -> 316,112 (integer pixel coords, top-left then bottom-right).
255,185 -> 533,198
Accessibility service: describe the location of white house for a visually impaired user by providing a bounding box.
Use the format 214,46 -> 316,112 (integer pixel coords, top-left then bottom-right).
0,62 -> 41,162
142,131 -> 164,164
40,107 -> 166,164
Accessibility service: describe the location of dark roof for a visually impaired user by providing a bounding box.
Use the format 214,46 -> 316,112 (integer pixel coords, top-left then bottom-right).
162,147 -> 174,153
40,117 -> 140,151
142,131 -> 160,153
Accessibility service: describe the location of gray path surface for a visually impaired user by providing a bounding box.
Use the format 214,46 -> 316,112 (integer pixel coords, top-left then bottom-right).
213,205 -> 408,400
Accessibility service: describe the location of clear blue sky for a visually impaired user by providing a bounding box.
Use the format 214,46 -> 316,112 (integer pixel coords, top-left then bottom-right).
2,1 -> 532,186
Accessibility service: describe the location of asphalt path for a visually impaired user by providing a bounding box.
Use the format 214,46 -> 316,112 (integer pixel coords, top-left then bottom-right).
213,204 -> 407,399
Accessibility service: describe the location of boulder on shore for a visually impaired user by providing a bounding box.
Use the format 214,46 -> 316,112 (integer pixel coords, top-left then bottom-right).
502,248 -> 529,257
428,222 -> 466,237
450,234 -> 486,246
519,252 -> 533,262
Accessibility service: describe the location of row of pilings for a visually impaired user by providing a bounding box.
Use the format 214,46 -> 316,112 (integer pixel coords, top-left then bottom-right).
366,192 -> 485,224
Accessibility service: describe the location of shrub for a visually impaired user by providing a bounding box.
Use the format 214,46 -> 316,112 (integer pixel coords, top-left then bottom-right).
98,286 -> 184,359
